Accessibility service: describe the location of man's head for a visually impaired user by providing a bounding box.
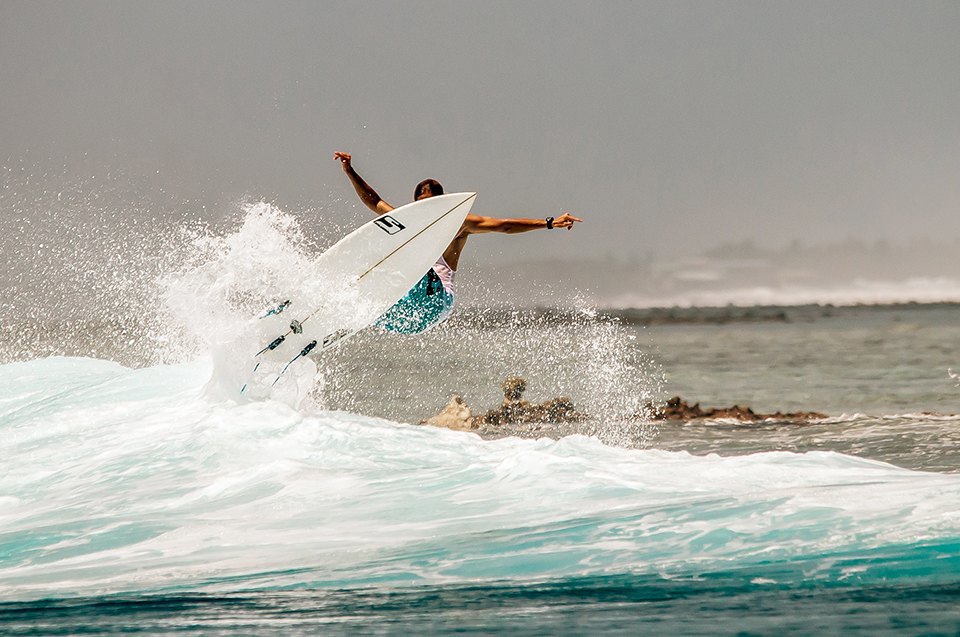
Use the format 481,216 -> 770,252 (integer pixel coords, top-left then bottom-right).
414,179 -> 444,200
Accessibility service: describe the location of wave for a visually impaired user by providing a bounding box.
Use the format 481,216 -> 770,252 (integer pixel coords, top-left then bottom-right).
2,356 -> 960,601
606,277 -> 960,309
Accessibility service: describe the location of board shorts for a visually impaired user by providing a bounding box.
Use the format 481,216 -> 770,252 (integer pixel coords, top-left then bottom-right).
376,269 -> 455,335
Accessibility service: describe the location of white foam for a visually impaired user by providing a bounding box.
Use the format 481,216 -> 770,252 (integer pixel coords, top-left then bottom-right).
159,201 -> 360,407
606,277 -> 960,309
2,357 -> 959,600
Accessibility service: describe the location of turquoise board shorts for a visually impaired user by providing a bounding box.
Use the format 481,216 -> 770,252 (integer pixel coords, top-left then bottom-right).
376,269 -> 455,335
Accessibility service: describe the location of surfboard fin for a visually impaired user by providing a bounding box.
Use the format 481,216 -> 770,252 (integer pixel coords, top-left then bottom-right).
272,340 -> 318,386
254,317 -> 304,358
255,335 -> 286,357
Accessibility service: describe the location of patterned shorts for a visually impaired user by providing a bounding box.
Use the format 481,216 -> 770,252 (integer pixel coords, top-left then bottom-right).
375,269 -> 455,335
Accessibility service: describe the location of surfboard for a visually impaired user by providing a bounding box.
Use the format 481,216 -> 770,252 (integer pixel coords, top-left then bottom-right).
251,192 -> 477,369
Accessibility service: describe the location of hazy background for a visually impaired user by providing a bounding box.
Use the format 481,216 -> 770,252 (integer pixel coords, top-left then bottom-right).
2,0 -> 959,307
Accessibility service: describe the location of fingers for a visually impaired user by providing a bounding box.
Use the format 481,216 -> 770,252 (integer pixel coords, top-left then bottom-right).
555,213 -> 583,229
333,152 -> 352,172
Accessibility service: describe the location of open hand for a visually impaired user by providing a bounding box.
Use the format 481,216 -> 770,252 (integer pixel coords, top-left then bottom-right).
333,151 -> 352,171
553,212 -> 583,230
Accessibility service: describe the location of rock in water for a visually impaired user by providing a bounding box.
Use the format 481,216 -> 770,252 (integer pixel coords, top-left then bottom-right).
648,396 -> 827,422
423,394 -> 475,431
422,377 -> 589,431
501,376 -> 527,401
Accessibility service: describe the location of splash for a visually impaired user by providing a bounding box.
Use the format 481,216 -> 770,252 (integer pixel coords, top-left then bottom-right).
159,200 -> 398,406
159,199 -> 667,431
0,164 -> 357,370
1,166 -> 665,432
0,165 -> 199,365
318,299 -> 665,445
158,201 -> 321,404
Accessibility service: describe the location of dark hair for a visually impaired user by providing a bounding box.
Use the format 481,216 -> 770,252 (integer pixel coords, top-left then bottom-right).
414,179 -> 444,199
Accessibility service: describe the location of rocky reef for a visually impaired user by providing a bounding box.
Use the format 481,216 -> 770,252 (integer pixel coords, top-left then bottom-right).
423,378 -> 827,431
423,376 -> 587,432
648,396 -> 827,422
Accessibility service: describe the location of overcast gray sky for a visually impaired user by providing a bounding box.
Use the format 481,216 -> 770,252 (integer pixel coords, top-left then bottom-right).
2,0 -> 958,260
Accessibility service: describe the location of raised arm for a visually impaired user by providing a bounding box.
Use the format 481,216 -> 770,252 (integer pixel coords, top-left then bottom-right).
333,152 -> 394,215
461,212 -> 582,235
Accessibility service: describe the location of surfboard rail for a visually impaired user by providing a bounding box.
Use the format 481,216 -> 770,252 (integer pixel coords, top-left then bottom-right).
252,192 -> 477,363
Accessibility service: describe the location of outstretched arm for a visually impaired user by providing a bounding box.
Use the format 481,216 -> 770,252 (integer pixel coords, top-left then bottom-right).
462,212 -> 582,235
333,152 -> 394,215
331,151 -> 583,269
441,211 -> 583,269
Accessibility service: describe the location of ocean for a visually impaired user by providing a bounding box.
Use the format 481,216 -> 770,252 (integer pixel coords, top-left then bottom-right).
2,202 -> 960,635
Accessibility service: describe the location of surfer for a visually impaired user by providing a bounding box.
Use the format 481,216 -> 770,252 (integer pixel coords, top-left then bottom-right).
334,151 -> 582,334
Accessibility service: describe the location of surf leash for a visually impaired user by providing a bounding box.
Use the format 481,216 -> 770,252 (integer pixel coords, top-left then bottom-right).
259,299 -> 291,319
240,360 -> 261,394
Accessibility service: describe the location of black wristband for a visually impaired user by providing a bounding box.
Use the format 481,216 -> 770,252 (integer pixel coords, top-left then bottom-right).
545,216 -> 555,230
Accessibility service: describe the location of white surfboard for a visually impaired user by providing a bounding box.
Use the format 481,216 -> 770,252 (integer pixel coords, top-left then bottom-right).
252,192 -> 476,365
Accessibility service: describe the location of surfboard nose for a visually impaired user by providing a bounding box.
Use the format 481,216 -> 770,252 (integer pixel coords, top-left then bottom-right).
446,191 -> 477,210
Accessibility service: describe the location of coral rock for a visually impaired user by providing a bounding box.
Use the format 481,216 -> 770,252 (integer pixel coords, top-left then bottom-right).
423,378 -> 589,430
423,394 -> 475,431
501,376 -> 527,401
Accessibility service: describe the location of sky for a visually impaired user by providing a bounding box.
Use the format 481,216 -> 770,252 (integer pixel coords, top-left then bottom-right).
2,0 -> 959,262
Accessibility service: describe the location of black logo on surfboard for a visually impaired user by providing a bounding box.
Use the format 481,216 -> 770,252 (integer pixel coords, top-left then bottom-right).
374,216 -> 405,235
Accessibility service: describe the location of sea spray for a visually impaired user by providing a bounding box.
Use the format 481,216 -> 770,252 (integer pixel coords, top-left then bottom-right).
0,165 -> 351,369
0,165 -> 200,365
318,299 -> 665,443
160,200 -> 407,407
159,201 -> 321,404
1,169 -> 665,431
150,195 -> 666,425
